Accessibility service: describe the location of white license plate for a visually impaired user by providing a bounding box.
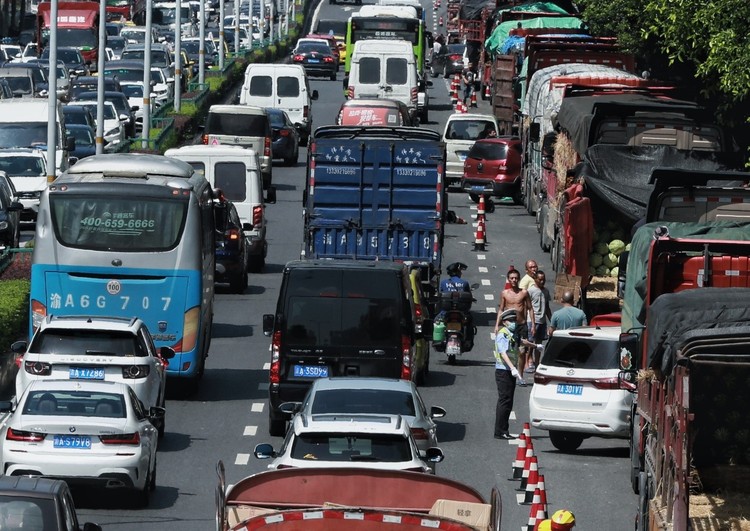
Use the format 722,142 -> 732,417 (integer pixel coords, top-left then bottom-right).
293,365 -> 329,378
53,435 -> 92,449
69,367 -> 105,380
446,344 -> 461,355
556,384 -> 583,395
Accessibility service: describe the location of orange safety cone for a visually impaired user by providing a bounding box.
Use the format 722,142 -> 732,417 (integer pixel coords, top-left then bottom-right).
438,15 -> 443,26
511,433 -> 527,479
477,194 -> 486,223
521,458 -> 540,504
484,83 -> 491,99
470,90 -> 478,108
525,488 -> 543,531
536,474 -> 548,516
523,422 -> 532,441
472,218 -> 485,251
525,497 -> 539,531
518,441 -> 534,486
461,100 -> 468,113
519,453 -> 537,491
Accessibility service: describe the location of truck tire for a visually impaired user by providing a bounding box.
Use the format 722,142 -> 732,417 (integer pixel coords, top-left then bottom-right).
549,430 -> 583,452
637,471 -> 650,531
538,203 -> 551,252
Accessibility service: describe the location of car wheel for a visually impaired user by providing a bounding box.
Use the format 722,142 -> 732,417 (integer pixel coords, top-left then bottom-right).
421,107 -> 428,124
283,149 -> 297,166
248,255 -> 264,273
229,270 -> 246,293
329,71 -> 336,81
513,189 -> 524,206
137,465 -> 151,507
443,65 -> 449,78
549,430 -> 584,452
157,415 -> 166,439
269,410 -> 286,437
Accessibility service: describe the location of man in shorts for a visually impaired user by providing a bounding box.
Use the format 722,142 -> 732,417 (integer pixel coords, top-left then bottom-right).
495,268 -> 535,386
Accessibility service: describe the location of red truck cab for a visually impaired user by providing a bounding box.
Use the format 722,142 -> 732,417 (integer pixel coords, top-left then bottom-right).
37,2 -> 100,69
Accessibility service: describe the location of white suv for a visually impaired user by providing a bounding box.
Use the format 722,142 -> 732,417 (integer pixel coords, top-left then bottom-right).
441,113 -> 499,189
528,325 -> 632,452
0,147 -> 48,221
254,413 -> 444,473
13,315 -> 175,437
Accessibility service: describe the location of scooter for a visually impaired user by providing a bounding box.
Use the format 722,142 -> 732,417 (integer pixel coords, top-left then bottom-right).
432,285 -> 478,365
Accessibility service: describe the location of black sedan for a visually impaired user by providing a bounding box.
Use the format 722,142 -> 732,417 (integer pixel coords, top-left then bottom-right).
291,42 -> 337,80
214,196 -> 249,294
66,124 -> 97,161
265,108 -> 300,166
430,43 -> 466,78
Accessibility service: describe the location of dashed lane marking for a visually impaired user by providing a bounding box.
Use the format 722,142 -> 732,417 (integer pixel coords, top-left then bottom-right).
251,402 -> 264,413
486,307 -> 495,313
479,266 -> 488,273
263,362 -> 270,370
481,279 -> 491,286
484,293 -> 494,300
235,453 -> 250,465
243,425 -> 258,436
477,254 -> 486,260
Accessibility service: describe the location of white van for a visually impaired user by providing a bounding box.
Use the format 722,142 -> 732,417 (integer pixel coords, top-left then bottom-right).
164,145 -> 276,272
347,40 -> 418,122
238,64 -> 318,146
0,100 -> 72,175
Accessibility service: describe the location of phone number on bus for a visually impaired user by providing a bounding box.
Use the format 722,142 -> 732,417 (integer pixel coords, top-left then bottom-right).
80,217 -> 157,229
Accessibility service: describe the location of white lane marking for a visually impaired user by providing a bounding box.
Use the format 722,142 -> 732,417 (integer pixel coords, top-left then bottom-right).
477,254 -> 486,260
478,266 -> 488,273
481,279 -> 491,286
251,402 -> 264,413
484,293 -> 494,300
263,362 -> 270,370
510,411 -> 516,420
243,425 -> 258,436
235,453 -> 250,465
486,306 -> 495,313
470,205 -> 477,210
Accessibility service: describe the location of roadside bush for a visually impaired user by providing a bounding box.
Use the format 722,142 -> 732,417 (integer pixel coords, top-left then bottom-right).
0,280 -> 30,346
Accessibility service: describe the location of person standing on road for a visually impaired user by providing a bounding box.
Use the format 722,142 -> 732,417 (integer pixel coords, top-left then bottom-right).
462,62 -> 475,106
526,270 -> 551,373
519,260 -> 538,290
495,269 -> 534,386
548,291 -> 587,335
494,309 -> 521,440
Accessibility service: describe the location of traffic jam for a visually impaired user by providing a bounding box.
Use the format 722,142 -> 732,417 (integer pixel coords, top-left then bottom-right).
0,0 -> 747,529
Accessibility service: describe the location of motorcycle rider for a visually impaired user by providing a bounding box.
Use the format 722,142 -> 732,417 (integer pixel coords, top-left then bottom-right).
439,262 -> 475,350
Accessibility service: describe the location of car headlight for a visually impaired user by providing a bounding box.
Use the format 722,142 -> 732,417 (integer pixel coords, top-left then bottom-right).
0,221 -> 8,231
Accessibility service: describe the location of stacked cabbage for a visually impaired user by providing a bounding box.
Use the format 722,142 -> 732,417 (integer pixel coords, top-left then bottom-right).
589,222 -> 631,277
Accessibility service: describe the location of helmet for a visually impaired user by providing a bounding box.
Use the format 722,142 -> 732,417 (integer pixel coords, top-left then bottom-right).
500,309 -> 517,322
446,262 -> 466,276
550,510 -> 575,530
535,521 -> 552,531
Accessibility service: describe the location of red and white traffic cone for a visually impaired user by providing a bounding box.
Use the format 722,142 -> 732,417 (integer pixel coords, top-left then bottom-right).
518,442 -> 534,485
525,488 -> 543,531
511,433 -> 527,479
525,499 -> 539,531
438,15 -> 443,26
519,454 -> 537,491
472,218 -> 485,251
523,422 -> 532,442
470,90 -> 478,108
521,457 -> 539,504
536,474 -> 548,517
450,80 -> 458,106
484,83 -> 491,99
477,194 -> 486,224
461,100 -> 468,113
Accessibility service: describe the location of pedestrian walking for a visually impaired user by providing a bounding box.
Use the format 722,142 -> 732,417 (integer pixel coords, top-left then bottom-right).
494,309 -> 521,440
548,291 -> 587,335
526,269 -> 551,372
495,268 -> 534,385
519,259 -> 538,290
461,62 -> 475,106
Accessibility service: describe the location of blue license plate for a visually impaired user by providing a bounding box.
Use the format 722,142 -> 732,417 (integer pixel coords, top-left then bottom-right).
293,365 -> 329,378
307,59 -> 320,63
69,367 -> 105,380
53,435 -> 92,449
470,185 -> 486,193
556,383 -> 583,395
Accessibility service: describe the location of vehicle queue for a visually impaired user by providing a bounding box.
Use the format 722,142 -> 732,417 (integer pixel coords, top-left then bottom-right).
0,0 -> 652,528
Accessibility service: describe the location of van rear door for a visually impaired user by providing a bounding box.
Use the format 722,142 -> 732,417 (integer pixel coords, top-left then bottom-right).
277,74 -> 305,126
244,72 -> 275,109
205,111 -> 266,150
384,56 -> 412,107
353,56 -> 383,99
213,158 -> 263,239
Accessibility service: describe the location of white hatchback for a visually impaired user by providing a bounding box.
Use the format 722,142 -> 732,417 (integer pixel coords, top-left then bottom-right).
528,326 -> 632,452
0,380 -> 161,507
13,315 -> 174,437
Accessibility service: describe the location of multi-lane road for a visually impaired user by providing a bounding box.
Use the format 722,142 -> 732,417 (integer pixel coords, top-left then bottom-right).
63,1 -> 640,528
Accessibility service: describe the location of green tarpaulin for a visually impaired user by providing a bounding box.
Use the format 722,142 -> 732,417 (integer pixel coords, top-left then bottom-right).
484,16 -> 586,56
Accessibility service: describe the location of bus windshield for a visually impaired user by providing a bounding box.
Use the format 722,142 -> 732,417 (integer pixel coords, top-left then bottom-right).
49,195 -> 188,252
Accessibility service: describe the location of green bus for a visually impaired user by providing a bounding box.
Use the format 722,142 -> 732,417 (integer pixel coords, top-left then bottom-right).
345,14 -> 425,75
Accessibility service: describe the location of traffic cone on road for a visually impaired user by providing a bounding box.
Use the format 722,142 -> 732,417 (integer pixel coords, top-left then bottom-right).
438,15 -> 443,25
450,80 -> 458,106
477,194 -> 486,224
470,90 -> 478,108
522,422 -> 532,442
461,100 -> 468,113
511,433 -> 527,479
519,453 -> 537,491
518,441 -> 534,485
521,458 -> 540,504
525,499 -> 539,531
472,218 -> 486,251
536,475 -> 548,517
484,83 -> 491,99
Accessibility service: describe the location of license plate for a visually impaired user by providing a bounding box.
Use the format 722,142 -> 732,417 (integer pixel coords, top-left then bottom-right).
471,185 -> 487,193
445,322 -> 462,331
293,365 -> 329,378
458,152 -> 468,161
53,435 -> 92,449
307,59 -> 320,63
446,344 -> 461,355
556,384 -> 583,395
69,367 -> 105,380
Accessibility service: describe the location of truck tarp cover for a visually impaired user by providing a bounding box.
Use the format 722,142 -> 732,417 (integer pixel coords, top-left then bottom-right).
577,145 -> 729,223
555,94 -> 709,155
645,288 -> 750,374
622,221 -> 750,337
485,16 -> 585,56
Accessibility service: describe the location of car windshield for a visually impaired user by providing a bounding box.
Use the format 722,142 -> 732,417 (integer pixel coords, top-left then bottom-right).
67,127 -> 94,146
121,50 -> 169,66
78,103 -> 117,120
266,111 -> 285,127
120,29 -> 146,43
29,328 -> 144,356
0,498 -> 56,529
103,67 -> 143,83
121,84 -> 143,98
311,389 -> 416,416
0,156 -> 45,176
0,123 -> 56,148
108,36 -> 126,52
4,77 -> 32,95
541,335 -> 620,370
43,48 -> 82,64
315,20 -> 346,35
23,390 -> 127,418
468,142 -> 508,160
290,433 -> 412,462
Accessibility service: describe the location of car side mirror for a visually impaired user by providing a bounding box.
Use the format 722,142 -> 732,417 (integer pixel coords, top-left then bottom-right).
430,405 -> 446,419
427,80 -> 433,87
262,314 -> 274,336
619,332 -> 639,371
311,89 -> 319,100
68,156 -> 78,166
425,447 -> 445,463
242,222 -> 254,232
10,341 -> 28,354
279,402 -> 302,415
149,406 -> 166,419
529,122 -> 540,143
131,105 -> 140,112
82,523 -> 102,531
119,113 -> 129,121
66,136 -> 75,151
8,201 -> 23,212
266,186 -> 277,204
254,443 -> 276,459
159,346 -> 176,360
0,401 -> 14,413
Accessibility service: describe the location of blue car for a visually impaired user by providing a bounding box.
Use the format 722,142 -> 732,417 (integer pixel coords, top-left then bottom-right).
65,124 -> 96,161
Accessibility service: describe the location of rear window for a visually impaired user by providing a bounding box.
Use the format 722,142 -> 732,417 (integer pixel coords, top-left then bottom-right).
468,142 -> 508,160
30,329 -> 145,357
249,75 -> 272,97
22,390 -> 127,418
215,162 -> 247,202
541,336 -> 619,370
187,161 -> 205,177
283,269 -> 404,347
445,120 -> 496,141
206,111 -> 268,137
359,57 -> 380,84
311,389 -> 416,416
386,58 -> 407,85
277,76 -> 299,97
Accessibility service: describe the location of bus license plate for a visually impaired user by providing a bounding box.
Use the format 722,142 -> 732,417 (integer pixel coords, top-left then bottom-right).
69,367 -> 105,380
54,435 -> 92,449
293,365 -> 329,378
556,384 -> 583,396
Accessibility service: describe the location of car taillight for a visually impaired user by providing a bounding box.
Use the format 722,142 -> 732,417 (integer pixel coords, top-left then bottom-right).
293,54 -> 304,61
264,136 -> 271,157
449,54 -> 462,61
253,205 -> 262,226
31,299 -> 46,333
270,330 -> 281,384
323,56 -> 333,63
201,134 -> 208,144
400,334 -> 412,380
100,432 -> 140,445
303,105 -> 309,119
25,361 -> 52,376
414,305 -> 423,333
280,129 -> 290,137
533,373 -> 551,385
122,365 -> 150,379
591,377 -> 621,390
410,87 -> 417,103
410,427 -> 428,441
6,428 -> 45,442
226,228 -> 241,241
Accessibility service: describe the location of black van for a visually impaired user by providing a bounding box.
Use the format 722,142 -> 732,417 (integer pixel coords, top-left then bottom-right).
263,260 -> 430,436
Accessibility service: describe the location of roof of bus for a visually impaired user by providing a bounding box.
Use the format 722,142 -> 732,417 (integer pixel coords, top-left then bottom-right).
64,153 -> 196,180
353,6 -> 419,18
